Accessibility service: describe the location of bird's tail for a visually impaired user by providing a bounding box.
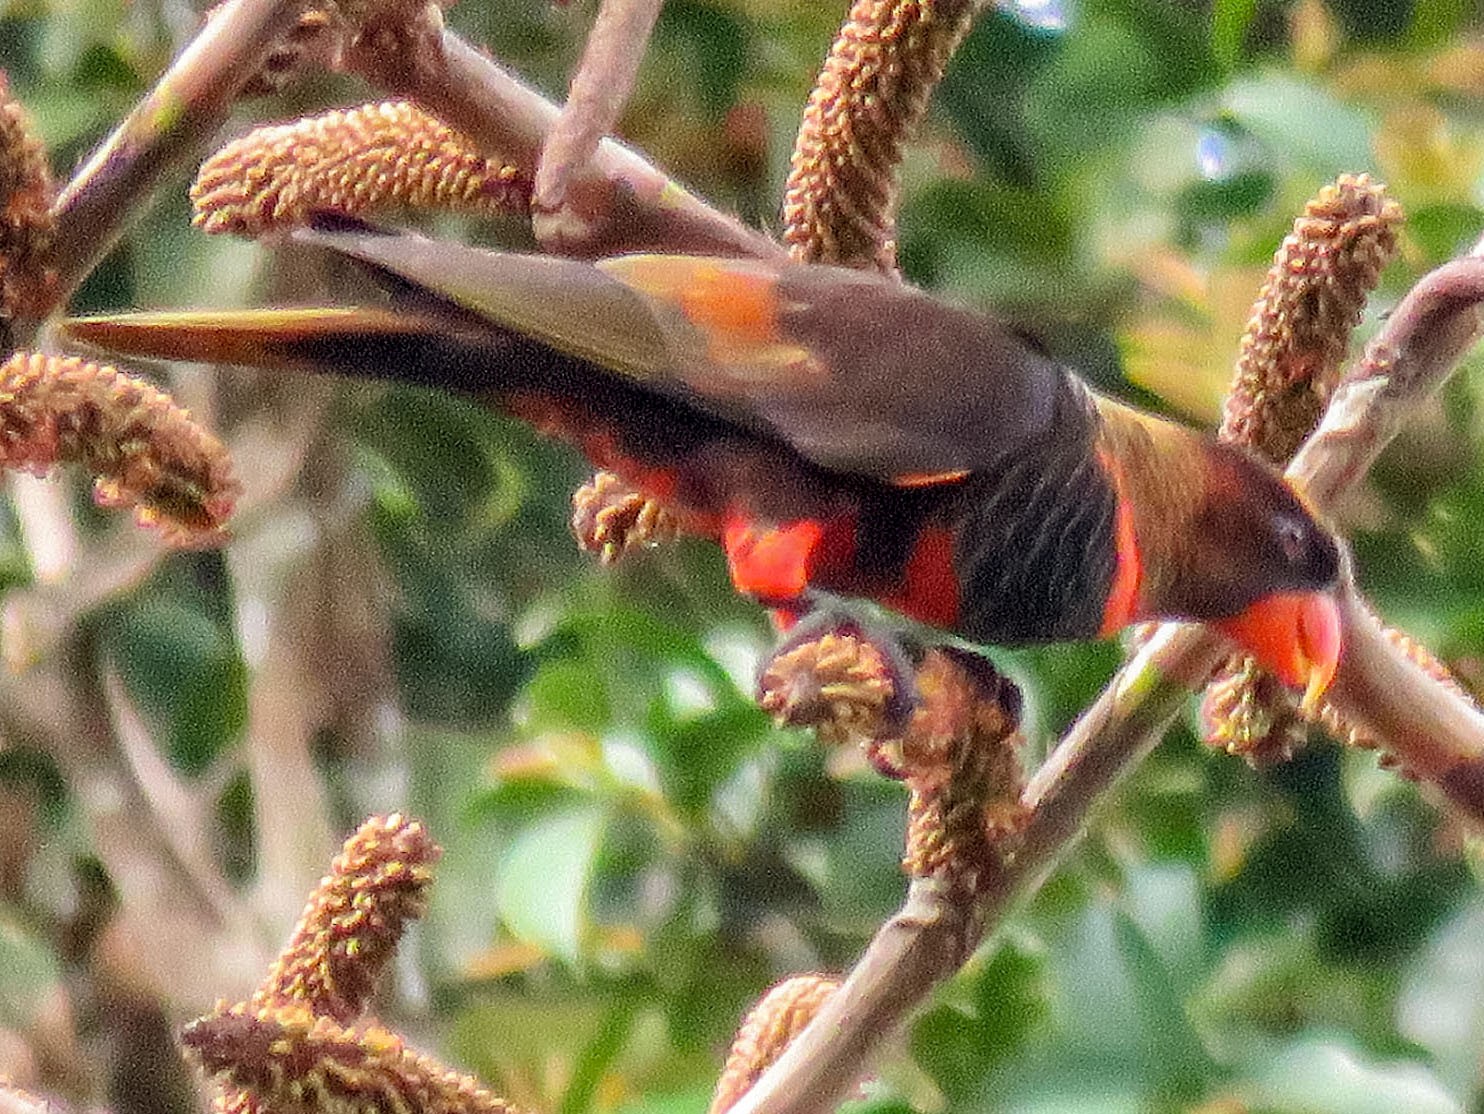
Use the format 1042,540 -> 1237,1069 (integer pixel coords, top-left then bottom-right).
59,288 -> 817,539
64,304 -> 467,380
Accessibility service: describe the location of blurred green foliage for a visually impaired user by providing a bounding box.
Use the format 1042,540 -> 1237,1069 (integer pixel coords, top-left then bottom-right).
5,1 -> 1484,1113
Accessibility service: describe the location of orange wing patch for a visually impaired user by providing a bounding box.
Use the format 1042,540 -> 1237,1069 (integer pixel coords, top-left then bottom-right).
602,256 -> 820,387
605,256 -> 781,340
681,262 -> 783,345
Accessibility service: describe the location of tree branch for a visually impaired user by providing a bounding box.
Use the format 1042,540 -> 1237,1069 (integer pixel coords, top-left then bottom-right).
344,13 -> 779,259
531,0 -> 665,252
38,0 -> 314,326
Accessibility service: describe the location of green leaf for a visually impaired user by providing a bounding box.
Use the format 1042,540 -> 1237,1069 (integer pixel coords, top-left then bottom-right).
1176,170 -> 1275,225
1396,899 -> 1484,1097
1406,203 -> 1484,263
391,599 -> 529,726
447,993 -> 611,1083
558,1000 -> 637,1114
215,769 -> 256,885
104,595 -> 247,775
1211,0 -> 1259,71
1224,74 -> 1377,177
1407,0 -> 1475,46
358,389 -> 520,526
523,658 -> 613,735
1023,10 -> 1215,169
936,10 -> 1058,185
839,1099 -> 915,1114
1247,1038 -> 1463,1114
655,3 -> 749,117
496,805 -> 610,964
612,1086 -> 715,1114
0,746 -> 68,823
911,938 -> 1050,1101
1109,908 -> 1216,1098
0,915 -> 62,1029
644,699 -> 769,816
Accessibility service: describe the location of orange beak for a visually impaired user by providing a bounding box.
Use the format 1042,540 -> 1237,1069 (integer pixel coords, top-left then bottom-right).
1212,591 -> 1342,715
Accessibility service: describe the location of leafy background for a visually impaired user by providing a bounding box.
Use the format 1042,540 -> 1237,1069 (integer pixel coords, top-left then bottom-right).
4,1 -> 1484,1113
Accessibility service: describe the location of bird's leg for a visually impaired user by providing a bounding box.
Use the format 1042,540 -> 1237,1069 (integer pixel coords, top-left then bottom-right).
725,516 -> 923,743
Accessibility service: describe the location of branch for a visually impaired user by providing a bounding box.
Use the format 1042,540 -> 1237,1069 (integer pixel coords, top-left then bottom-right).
344,13 -> 779,259
1289,254 -> 1484,508
102,668 -> 241,925
0,656 -> 264,1005
531,0 -> 665,252
1295,253 -> 1484,810
37,0 -> 314,326
724,247 -> 1484,1114
229,536 -> 338,922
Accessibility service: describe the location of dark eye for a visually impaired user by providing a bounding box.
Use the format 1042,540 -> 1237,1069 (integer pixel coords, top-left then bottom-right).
1276,515 -> 1307,563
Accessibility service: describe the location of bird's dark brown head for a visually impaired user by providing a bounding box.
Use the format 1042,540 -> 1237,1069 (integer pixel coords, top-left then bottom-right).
1138,439 -> 1342,709
1155,441 -> 1339,620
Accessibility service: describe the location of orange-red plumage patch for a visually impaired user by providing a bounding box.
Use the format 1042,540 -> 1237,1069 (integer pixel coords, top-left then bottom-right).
891,469 -> 971,489
723,514 -> 824,602
603,255 -> 818,380
506,389 -> 687,508
678,263 -> 783,345
1094,448 -> 1144,636
883,525 -> 960,630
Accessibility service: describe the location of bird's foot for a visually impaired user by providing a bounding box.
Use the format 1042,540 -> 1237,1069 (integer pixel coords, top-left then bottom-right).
756,595 -> 924,750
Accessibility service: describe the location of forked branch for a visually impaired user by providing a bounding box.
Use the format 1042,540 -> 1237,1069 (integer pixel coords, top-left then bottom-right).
345,13 -> 777,259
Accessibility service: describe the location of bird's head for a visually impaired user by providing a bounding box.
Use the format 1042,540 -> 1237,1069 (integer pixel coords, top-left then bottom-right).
1137,441 -> 1342,709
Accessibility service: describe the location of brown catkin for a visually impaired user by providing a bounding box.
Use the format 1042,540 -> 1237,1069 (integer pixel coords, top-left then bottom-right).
206,815 -> 441,1114
0,352 -> 237,545
1222,173 -> 1403,462
0,75 -> 56,323
898,649 -> 1026,884
709,975 -> 842,1114
757,631 -> 898,747
192,101 -> 530,236
1205,175 -> 1403,763
571,471 -> 678,564
1200,656 -> 1308,766
784,0 -> 976,272
252,813 -> 441,1023
183,1004 -> 518,1114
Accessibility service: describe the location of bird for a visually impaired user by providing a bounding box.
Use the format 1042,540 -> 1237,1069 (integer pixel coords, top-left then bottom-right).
62,225 -> 1343,711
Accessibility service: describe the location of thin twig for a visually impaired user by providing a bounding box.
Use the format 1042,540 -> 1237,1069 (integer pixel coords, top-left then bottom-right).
232,545 -> 337,925
532,0 -> 665,252
344,15 -> 778,259
0,658 -> 265,1006
36,0 -> 315,329
724,247 -> 1484,1114
103,667 -> 242,925
1289,254 -> 1484,508
7,472 -> 77,582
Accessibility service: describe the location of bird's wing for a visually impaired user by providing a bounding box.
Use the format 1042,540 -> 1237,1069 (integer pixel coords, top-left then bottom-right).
66,227 -> 1078,482
295,228 -> 1078,481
